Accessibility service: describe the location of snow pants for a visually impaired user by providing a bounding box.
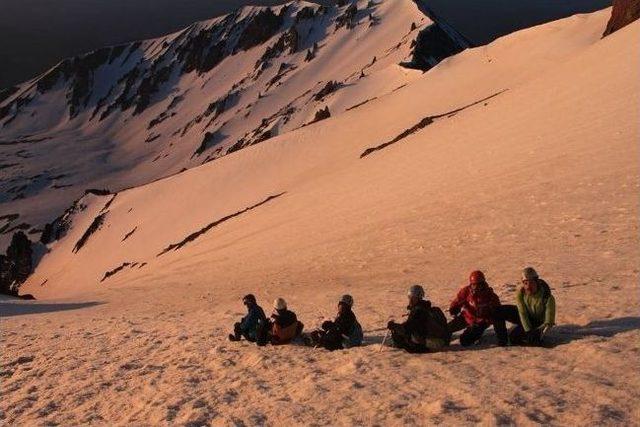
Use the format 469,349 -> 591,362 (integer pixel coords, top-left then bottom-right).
448,305 -> 521,346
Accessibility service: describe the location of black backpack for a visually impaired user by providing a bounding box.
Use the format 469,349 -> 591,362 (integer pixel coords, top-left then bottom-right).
425,306 -> 451,344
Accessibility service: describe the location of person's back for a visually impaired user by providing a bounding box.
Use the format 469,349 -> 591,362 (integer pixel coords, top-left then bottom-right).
333,305 -> 357,336
273,308 -> 297,328
271,302 -> 303,345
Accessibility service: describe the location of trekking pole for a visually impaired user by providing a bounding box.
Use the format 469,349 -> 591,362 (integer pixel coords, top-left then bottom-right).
379,329 -> 390,352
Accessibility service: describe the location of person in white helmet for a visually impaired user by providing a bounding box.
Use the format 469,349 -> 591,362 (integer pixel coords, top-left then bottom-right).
387,284 -> 450,353
306,294 -> 363,350
257,297 -> 304,345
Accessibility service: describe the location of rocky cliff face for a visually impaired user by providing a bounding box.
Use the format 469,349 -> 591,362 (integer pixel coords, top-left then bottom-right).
603,0 -> 640,36
0,231 -> 33,295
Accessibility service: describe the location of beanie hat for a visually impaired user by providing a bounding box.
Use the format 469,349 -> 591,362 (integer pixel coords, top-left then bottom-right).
522,267 -> 539,280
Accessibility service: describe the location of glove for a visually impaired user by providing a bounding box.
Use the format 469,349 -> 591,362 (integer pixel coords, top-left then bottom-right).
449,306 -> 461,316
387,320 -> 396,330
321,320 -> 333,331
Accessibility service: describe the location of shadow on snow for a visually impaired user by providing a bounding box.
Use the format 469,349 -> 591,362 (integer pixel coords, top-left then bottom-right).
0,300 -> 103,317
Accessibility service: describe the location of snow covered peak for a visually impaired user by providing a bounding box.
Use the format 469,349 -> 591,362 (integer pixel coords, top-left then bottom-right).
0,0 -> 438,249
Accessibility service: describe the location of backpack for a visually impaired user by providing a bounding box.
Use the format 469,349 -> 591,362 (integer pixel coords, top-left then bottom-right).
425,306 -> 451,344
344,320 -> 363,348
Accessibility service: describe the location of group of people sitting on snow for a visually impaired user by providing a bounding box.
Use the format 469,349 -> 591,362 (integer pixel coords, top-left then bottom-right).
228,266 -> 556,352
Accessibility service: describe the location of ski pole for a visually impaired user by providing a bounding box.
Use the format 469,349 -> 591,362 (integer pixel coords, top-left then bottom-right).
379,329 -> 390,352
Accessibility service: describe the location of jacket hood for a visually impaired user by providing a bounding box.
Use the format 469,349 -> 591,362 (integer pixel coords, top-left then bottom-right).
408,299 -> 432,310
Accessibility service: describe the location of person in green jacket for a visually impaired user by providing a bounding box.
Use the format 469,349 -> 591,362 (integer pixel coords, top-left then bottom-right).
508,267 -> 556,345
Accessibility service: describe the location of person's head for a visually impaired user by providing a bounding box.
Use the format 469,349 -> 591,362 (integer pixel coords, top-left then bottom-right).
242,294 -> 257,308
407,284 -> 425,306
338,294 -> 353,314
521,267 -> 539,294
469,270 -> 486,294
273,297 -> 287,312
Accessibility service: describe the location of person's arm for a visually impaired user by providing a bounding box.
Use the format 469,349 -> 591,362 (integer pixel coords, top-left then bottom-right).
241,309 -> 257,332
516,291 -> 533,332
482,290 -> 501,320
334,312 -> 355,335
544,294 -> 556,326
403,308 -> 418,331
449,287 -> 467,314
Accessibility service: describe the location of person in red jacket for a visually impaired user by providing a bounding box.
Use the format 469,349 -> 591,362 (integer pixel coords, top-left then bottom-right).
447,270 -> 509,346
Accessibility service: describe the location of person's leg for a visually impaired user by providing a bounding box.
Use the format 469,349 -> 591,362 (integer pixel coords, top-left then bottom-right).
310,330 -> 324,344
447,315 -> 469,334
493,317 -> 509,346
425,337 -> 446,352
296,321 -> 304,337
229,322 -> 243,341
500,304 -> 522,325
256,321 -> 270,346
322,329 -> 344,351
509,325 -> 526,345
405,342 -> 429,354
389,324 -> 411,351
459,324 -> 488,346
494,305 -> 520,346
527,328 -> 543,346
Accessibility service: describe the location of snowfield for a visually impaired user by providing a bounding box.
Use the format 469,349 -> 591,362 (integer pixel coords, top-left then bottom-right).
2,2 -> 639,426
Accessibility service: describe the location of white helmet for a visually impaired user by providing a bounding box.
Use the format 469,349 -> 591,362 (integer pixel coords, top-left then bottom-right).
408,284 -> 425,299
273,297 -> 287,310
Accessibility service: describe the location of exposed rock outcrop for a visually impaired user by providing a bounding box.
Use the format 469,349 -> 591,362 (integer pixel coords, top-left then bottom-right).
40,198 -> 88,244
408,23 -> 465,71
295,6 -> 317,22
309,106 -> 331,125
335,3 -> 358,30
314,81 -> 340,101
236,8 -> 285,52
603,0 -> 640,36
257,27 -> 300,68
0,232 -> 33,295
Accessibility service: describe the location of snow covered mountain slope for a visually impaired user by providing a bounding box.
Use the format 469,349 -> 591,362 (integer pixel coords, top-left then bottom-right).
2,8 -> 639,426
17,8 -> 633,299
0,0 -> 435,248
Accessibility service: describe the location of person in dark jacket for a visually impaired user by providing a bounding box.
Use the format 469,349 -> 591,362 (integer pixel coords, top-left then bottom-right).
229,294 -> 267,342
307,294 -> 362,351
387,285 -> 451,353
447,270 -> 510,346
257,298 -> 304,345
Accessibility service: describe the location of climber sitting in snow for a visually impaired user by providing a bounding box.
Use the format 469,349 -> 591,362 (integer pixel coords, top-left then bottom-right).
229,294 -> 267,343
447,270 -> 511,346
305,294 -> 363,351
256,298 -> 304,346
387,285 -> 451,353
502,267 -> 556,346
